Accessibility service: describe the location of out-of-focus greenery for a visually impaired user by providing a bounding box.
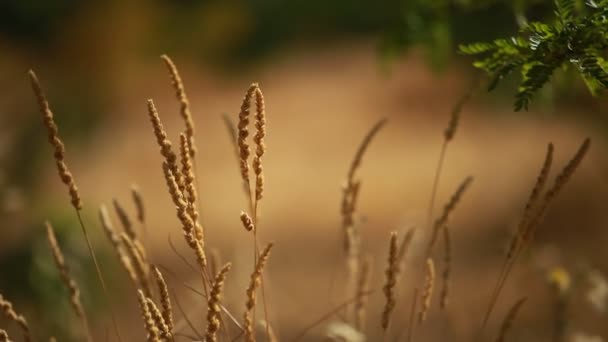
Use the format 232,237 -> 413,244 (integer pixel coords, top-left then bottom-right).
460,0 -> 608,110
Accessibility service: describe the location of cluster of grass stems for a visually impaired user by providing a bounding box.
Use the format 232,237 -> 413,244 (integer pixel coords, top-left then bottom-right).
0,62 -> 591,342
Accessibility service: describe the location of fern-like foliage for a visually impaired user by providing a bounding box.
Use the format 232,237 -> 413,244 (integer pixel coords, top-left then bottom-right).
460,0 -> 608,110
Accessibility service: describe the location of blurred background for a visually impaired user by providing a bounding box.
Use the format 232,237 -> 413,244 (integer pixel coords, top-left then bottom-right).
0,0 -> 608,341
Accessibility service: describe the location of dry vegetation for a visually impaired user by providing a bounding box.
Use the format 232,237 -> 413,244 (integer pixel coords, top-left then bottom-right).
0,55 -> 596,342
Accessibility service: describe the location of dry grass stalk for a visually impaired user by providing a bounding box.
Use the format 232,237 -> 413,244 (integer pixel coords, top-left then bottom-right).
152,266 -> 174,334
122,233 -> 152,298
99,205 -> 138,284
237,84 -> 258,204
112,198 -> 136,239
257,320 -> 278,342
439,225 -> 452,309
161,161 -> 206,268
382,232 -> 399,331
147,99 -> 184,193
418,258 -> 436,323
30,70 -> 121,341
406,288 -> 419,342
495,297 -> 527,342
0,330 -> 8,342
28,70 -> 82,210
341,118 -> 387,252
252,87 -> 266,202
146,298 -> 172,340
205,263 -> 232,342
427,85 -> 473,234
397,228 -> 416,263
160,54 -> 196,157
354,255 -> 371,331
45,222 -> 92,341
507,143 -> 554,260
0,294 -> 30,342
522,138 -> 590,244
480,141 -> 586,336
426,176 -> 473,257
137,290 -> 161,342
113,199 -> 147,263
131,184 -> 146,224
241,212 -> 255,232
244,243 -> 274,342
345,225 -> 362,321
222,114 -> 249,197
179,133 -> 204,241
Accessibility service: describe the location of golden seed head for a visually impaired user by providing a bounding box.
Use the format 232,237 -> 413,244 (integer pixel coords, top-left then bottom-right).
151,266 -> 174,333
205,263 -> 232,342
240,211 -> 255,232
29,70 -> 82,210
418,258 -> 436,323
161,54 -> 196,157
131,184 -> 146,224
382,232 -> 400,330
0,293 -> 30,342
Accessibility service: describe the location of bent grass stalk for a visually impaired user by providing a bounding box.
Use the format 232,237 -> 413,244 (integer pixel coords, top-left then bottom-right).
426,77 -> 478,231
29,70 -> 122,342
479,139 -> 590,339
0,294 -> 30,342
46,222 -> 93,342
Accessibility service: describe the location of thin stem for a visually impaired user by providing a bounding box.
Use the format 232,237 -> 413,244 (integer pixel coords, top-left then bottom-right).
172,291 -> 203,340
426,141 -> 448,231
292,289 -> 375,342
407,288 -> 419,342
254,200 -> 272,342
75,210 -> 122,342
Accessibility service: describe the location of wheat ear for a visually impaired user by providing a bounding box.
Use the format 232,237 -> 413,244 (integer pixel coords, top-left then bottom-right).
244,243 -> 274,342
147,99 -> 184,193
426,176 -> 473,256
160,54 -> 196,156
28,70 -> 82,210
179,133 -> 204,241
137,290 -> 161,342
0,294 -> 30,342
237,84 -> 257,205
161,161 -> 207,269
382,232 -> 400,331
113,199 -> 147,263
341,118 -> 387,252
99,204 -> 138,285
495,297 -> 526,342
146,298 -> 172,341
122,233 -> 152,298
205,263 -> 232,342
152,266 -> 174,334
45,222 -> 92,341
252,86 -> 266,202
29,69 -> 122,341
418,258 -> 436,323
131,184 -> 146,224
